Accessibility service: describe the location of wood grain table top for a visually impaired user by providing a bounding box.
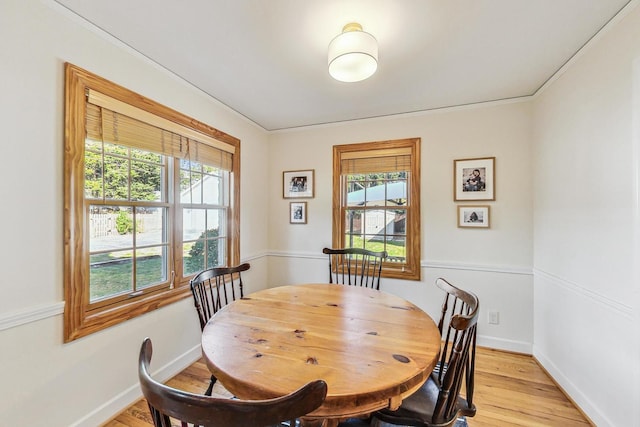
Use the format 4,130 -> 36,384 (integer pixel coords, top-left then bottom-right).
201,284 -> 441,426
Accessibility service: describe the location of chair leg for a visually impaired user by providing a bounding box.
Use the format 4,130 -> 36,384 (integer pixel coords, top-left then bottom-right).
204,374 -> 217,396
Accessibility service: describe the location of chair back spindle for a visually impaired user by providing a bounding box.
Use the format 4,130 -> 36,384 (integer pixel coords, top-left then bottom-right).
322,247 -> 387,290
190,263 -> 250,331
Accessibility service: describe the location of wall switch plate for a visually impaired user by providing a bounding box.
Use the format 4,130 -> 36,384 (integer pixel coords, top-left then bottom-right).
488,310 -> 500,325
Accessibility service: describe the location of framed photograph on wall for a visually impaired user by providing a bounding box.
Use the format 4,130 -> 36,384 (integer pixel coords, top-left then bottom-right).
454,157 -> 495,201
289,202 -> 307,224
283,169 -> 314,198
458,205 -> 490,228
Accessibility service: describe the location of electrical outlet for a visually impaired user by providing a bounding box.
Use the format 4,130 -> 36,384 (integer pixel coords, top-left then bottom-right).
488,310 -> 500,325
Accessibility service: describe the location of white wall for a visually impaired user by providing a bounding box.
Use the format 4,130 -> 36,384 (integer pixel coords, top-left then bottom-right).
0,1 -> 269,425
3,0 -> 637,425
267,101 -> 534,354
531,3 -> 640,426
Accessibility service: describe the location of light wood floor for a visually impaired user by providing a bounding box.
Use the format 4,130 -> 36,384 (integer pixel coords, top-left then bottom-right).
103,347 -> 592,427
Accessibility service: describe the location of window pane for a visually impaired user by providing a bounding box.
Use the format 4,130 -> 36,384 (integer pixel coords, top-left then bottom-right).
386,210 -> 406,236
131,148 -> 161,162
136,247 -> 167,289
197,228 -> 222,269
386,237 -> 406,263
202,175 -> 222,204
135,207 -> 167,245
183,208 -> 205,241
104,154 -> 129,200
363,210 -> 386,235
89,251 -> 133,302
385,179 -> 407,207
346,175 -> 408,208
89,206 -> 133,251
203,164 -> 219,174
89,144 -> 167,203
183,241 -> 203,276
344,233 -> 364,249
85,139 -> 102,152
104,142 -> 127,156
206,237 -> 226,268
85,150 -> 103,199
363,235 -> 383,250
344,210 -> 362,235
180,170 -> 203,204
346,179 -> 367,207
180,169 -> 191,204
344,172 -> 410,264
131,160 -> 163,202
207,209 -> 225,237
189,172 -> 203,204
362,176 -> 387,207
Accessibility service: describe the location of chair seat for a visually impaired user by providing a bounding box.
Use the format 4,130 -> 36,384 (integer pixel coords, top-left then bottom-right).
374,373 -> 476,427
375,375 -> 440,425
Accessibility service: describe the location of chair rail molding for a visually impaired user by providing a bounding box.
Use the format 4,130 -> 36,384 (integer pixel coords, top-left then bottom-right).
424,260 -> 532,276
0,301 -> 65,332
533,268 -> 633,318
268,250 -> 533,276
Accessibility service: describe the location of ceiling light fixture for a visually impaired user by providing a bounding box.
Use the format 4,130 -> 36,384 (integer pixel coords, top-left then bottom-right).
328,22 -> 378,83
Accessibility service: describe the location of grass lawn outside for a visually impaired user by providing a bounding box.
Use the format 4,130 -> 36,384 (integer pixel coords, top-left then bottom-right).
348,235 -> 406,260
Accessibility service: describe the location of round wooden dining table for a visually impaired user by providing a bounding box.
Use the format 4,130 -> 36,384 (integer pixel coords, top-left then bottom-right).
201,284 -> 441,427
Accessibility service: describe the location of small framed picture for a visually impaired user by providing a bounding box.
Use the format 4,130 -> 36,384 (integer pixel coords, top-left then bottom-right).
454,157 -> 495,201
289,202 -> 307,224
283,170 -> 314,198
458,205 -> 490,228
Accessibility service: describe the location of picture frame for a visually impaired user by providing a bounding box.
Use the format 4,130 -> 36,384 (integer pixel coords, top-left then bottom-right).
454,157 -> 495,201
289,202 -> 307,224
283,169 -> 314,198
458,205 -> 490,228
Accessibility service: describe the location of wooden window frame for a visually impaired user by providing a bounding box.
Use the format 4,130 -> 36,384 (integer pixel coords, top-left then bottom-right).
332,138 -> 421,281
63,63 -> 240,342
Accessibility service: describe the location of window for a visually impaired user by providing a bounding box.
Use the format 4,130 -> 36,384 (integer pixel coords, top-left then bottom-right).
64,63 -> 240,341
332,138 -> 421,280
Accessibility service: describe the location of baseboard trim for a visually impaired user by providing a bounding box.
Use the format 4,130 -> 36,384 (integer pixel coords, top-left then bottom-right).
533,350 -> 601,427
72,344 -> 202,427
477,334 -> 532,354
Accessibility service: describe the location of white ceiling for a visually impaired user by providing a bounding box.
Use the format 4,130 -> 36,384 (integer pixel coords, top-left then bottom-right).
55,0 -> 631,131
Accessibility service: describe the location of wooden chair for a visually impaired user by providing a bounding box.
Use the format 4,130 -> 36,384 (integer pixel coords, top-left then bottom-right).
138,338 -> 328,427
189,262 -> 250,395
322,247 -> 387,290
372,278 -> 479,427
